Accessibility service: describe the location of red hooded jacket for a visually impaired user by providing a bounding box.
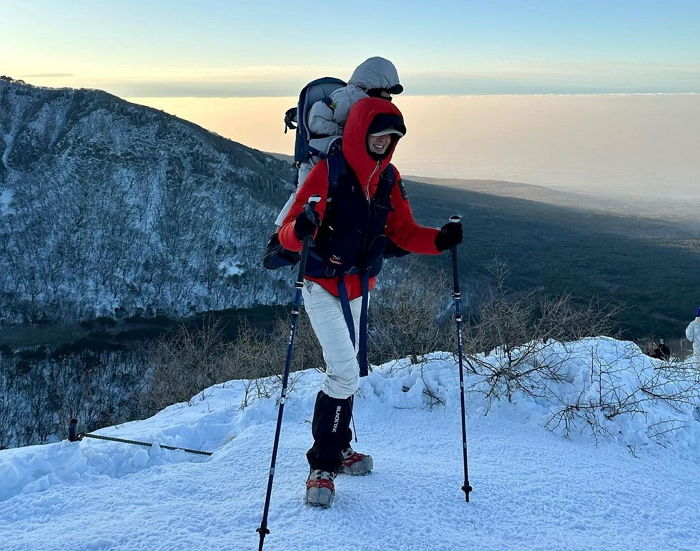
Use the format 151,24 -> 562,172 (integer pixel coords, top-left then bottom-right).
279,97 -> 441,299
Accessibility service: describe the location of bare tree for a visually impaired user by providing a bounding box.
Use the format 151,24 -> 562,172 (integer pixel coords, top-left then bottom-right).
542,341 -> 700,450
369,258 -> 453,366
0,356 -> 22,449
463,259 -> 619,404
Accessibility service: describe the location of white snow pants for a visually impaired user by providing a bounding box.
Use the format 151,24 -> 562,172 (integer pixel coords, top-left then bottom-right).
302,280 -> 364,400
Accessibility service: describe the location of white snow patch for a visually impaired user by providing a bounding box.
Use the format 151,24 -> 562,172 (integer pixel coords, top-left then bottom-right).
218,258 -> 245,276
0,189 -> 14,215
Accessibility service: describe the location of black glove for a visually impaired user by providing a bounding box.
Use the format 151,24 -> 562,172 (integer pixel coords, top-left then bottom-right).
294,204 -> 320,240
435,221 -> 463,251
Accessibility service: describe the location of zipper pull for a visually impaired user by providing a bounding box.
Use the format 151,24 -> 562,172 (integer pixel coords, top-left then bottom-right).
366,162 -> 381,200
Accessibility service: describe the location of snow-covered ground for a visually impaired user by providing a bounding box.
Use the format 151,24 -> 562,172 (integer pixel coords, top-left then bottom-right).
1,338 -> 699,551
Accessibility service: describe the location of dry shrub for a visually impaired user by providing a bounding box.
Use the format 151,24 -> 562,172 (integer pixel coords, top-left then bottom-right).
370,258 -> 453,366
464,259 -> 619,402
140,317 -> 228,414
140,310 -> 325,414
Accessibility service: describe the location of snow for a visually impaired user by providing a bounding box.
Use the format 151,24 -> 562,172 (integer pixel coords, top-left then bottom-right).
1,338 -> 699,551
218,258 -> 245,277
0,188 -> 13,215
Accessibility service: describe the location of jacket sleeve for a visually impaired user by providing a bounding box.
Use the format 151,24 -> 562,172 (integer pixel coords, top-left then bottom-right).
278,162 -> 330,252
307,100 -> 341,137
327,87 -> 355,128
384,168 -> 441,255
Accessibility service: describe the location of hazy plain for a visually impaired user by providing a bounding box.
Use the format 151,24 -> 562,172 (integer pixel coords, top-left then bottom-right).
129,92 -> 699,212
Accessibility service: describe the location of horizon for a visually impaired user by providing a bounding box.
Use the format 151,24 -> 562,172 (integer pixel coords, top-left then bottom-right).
122,91 -> 700,201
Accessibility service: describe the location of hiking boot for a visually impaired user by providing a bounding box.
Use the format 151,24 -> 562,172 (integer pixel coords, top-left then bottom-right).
305,469 -> 335,508
339,447 -> 373,476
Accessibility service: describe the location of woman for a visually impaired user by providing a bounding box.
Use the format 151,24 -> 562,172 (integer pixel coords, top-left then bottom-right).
278,97 -> 463,508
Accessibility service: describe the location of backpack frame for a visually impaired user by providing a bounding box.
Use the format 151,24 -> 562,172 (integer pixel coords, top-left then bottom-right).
284,76 -> 346,167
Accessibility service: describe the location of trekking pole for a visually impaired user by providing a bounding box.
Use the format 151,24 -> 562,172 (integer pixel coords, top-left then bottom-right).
257,195 -> 321,551
448,215 -> 473,502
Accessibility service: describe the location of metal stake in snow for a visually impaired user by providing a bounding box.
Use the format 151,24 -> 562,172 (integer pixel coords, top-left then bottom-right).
257,195 -> 321,550
449,215 -> 473,502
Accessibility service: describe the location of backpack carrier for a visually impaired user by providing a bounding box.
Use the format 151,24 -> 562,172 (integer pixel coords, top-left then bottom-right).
263,77 -> 346,270
284,76 -> 346,177
265,76 -> 410,270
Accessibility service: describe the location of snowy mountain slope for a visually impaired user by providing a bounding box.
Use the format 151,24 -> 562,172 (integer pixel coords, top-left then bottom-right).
1,337 -> 698,550
0,77 -> 295,323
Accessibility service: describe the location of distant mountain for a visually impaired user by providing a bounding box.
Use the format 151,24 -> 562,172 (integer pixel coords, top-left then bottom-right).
0,76 -> 295,323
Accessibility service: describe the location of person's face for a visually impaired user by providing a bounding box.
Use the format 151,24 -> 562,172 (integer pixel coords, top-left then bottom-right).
367,134 -> 392,155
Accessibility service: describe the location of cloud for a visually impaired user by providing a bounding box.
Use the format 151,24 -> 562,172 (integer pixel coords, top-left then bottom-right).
103,80 -> 297,98
87,65 -> 343,98
22,72 -> 75,78
28,61 -> 700,97
101,77 -> 700,98
400,61 -> 700,95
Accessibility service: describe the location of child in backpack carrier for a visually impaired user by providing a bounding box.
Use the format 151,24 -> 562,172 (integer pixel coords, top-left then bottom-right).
273,56 -> 404,227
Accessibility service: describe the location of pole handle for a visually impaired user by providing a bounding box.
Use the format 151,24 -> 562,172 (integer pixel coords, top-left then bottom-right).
300,194 -> 322,230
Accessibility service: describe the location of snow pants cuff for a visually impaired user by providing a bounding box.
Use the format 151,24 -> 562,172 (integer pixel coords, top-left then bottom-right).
306,391 -> 353,473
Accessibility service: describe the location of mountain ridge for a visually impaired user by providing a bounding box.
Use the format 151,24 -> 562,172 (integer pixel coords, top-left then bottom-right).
0,77 -> 295,323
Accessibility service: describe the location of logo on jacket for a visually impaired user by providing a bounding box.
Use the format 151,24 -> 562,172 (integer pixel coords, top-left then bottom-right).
329,255 -> 343,265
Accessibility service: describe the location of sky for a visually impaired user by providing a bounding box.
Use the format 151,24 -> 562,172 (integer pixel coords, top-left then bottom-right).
4,0 -> 700,96
3,0 -> 700,197
2,339 -> 699,550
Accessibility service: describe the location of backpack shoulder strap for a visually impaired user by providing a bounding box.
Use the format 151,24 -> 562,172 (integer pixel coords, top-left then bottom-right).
383,163 -> 395,185
325,138 -> 346,198
374,163 -> 396,207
